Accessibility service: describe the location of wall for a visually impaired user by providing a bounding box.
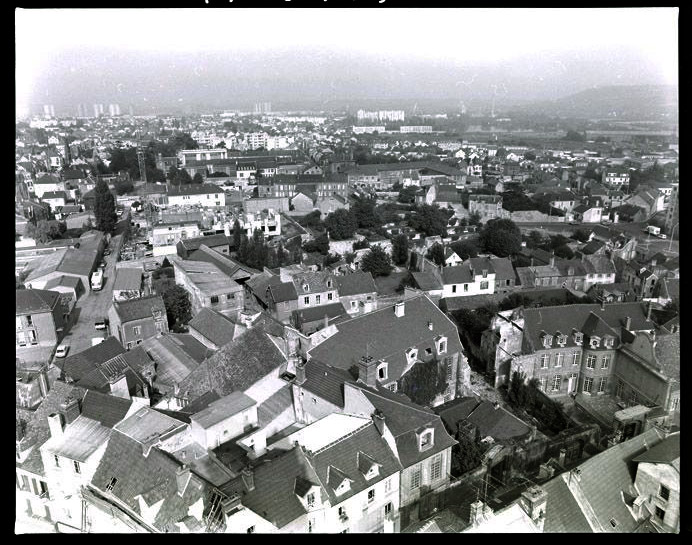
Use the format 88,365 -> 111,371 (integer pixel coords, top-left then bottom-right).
634,462 -> 680,531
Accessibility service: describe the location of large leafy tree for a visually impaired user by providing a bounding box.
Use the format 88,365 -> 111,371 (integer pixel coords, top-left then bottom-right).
426,242 -> 446,267
93,179 -> 117,234
303,233 -> 330,255
352,197 -> 381,229
25,220 -> 65,244
450,239 -> 479,260
192,172 -> 205,184
360,244 -> 393,277
479,218 -> 522,257
407,204 -> 450,237
391,234 -> 410,266
163,285 -> 192,327
451,432 -> 485,476
324,209 -> 358,240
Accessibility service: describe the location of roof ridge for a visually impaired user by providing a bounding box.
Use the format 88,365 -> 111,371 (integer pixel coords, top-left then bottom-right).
356,383 -> 436,421
310,420 -> 373,455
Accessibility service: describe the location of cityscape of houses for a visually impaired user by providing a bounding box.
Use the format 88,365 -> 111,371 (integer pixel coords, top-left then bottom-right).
16,9 -> 680,536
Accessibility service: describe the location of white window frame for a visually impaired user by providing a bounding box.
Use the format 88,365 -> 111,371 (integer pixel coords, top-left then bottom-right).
540,354 -> 549,368
586,354 -> 597,369
430,453 -> 442,481
572,351 -> 581,365
377,362 -> 388,381
552,375 -> 562,392
598,377 -> 607,393
583,376 -> 593,393
555,353 -> 564,367
601,355 -> 610,369
410,464 -> 422,490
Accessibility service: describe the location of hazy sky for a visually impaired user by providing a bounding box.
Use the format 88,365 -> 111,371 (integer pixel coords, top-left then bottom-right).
16,8 -> 678,116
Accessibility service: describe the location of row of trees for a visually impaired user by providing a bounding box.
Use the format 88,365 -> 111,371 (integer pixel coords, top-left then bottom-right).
234,224 -> 302,271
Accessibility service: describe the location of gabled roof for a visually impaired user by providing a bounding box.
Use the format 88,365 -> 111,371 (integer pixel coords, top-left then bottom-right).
41,190 -> 67,200
167,183 -> 224,197
335,271 -> 377,296
268,281 -> 298,303
188,307 -> 239,349
80,390 -> 133,428
436,397 -> 531,443
177,234 -> 230,252
300,359 -> 357,408
34,174 -> 62,185
113,294 -> 166,323
112,267 -> 142,291
187,245 -> 260,279
140,334 -> 203,386
632,433 -> 680,465
489,257 -> 515,282
16,288 -> 60,314
178,326 -> 287,402
411,271 -> 444,291
292,301 -> 347,326
58,337 -> 126,379
43,415 -> 112,462
191,391 -> 256,429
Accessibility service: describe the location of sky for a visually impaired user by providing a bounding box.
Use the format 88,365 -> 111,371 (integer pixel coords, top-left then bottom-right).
16,7 -> 679,116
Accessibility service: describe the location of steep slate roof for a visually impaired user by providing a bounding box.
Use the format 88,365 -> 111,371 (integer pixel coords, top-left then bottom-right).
653,277 -> 679,301
441,264 -> 474,284
90,430 -> 217,533
140,334 -> 202,386
542,427 -> 667,533
291,270 -> 334,295
178,234 -> 230,252
292,302 -> 348,326
24,247 -> 99,283
520,303 -> 655,354
653,333 -> 680,385
43,415 -> 112,462
80,390 -> 133,428
191,391 -> 257,429
308,294 -> 463,385
34,174 -> 62,185
268,281 -> 299,303
219,445 -> 321,529
334,271 -> 377,296
41,190 -> 67,200
411,271 -> 444,291
353,384 -> 457,468
16,288 -> 60,314
168,183 -> 223,196
632,433 -> 679,465
301,359 -> 357,408
451,398 -> 531,442
113,294 -> 166,323
178,326 -> 287,401
257,384 -> 294,427
188,308 -> 239,348
58,336 -> 126,379
489,257 -> 515,283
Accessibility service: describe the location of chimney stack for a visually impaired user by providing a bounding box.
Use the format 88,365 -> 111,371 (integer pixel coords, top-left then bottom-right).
38,368 -> 50,399
394,301 -> 405,318
550,254 -> 555,268
47,413 -> 64,439
600,299 -> 605,311
372,409 -> 386,436
427,320 -> 434,331
646,301 -> 653,321
357,355 -> 378,388
469,500 -> 486,526
241,466 -> 255,492
295,359 -> 307,385
323,314 -> 329,330
60,396 -> 81,424
519,486 -> 547,531
176,464 -> 191,496
625,316 -> 632,331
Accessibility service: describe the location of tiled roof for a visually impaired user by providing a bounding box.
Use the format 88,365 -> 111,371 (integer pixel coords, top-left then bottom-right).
653,333 -> 680,384
308,295 -> 464,386
43,415 -> 112,462
257,384 -> 293,427
178,326 -> 287,402
301,359 -> 357,408
335,271 -> 377,296
113,294 -> 166,323
140,334 -> 202,386
191,391 -> 257,429
268,281 -> 298,303
16,288 -> 60,314
292,302 -> 347,325
441,265 -> 474,284
458,399 -> 530,442
34,174 -> 62,185
43,275 -> 82,291
169,333 -> 211,363
168,183 -> 224,197
411,271 -> 444,291
489,257 -> 515,282
112,267 -> 142,291
90,430 -> 216,533
188,308 -> 238,348
187,245 -> 260,279
291,271 -> 334,296
178,234 -> 230,252
80,390 -> 133,428
632,433 -> 679,465
41,190 -> 67,200
58,336 -> 126,380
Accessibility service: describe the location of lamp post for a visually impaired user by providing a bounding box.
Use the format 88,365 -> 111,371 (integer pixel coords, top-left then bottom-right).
668,222 -> 679,253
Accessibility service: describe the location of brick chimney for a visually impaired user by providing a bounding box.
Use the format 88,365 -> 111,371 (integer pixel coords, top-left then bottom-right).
469,500 -> 487,526
372,409 -> 386,436
295,359 -> 307,385
646,301 -> 653,321
241,466 -> 255,492
47,413 -> 64,439
427,320 -> 434,331
394,301 -> 405,318
60,396 -> 81,424
519,485 -> 547,531
357,355 -> 378,388
625,316 -> 632,331
176,464 -> 191,496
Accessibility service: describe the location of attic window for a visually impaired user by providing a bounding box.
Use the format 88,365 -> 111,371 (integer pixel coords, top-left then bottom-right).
377,362 -> 388,381
105,477 -> 117,492
609,518 -> 618,528
406,348 -> 418,362
604,337 -> 614,349
542,334 -> 553,348
336,480 -> 350,496
557,334 -> 567,345
303,284 -> 309,292
419,429 -> 434,451
590,337 -> 600,349
306,492 -> 315,508
573,332 -> 583,345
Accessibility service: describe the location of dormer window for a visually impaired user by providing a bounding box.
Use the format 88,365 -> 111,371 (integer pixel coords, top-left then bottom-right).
437,336 -> 448,354
573,331 -> 583,345
556,333 -> 567,346
327,280 -> 332,288
303,284 -> 309,292
306,492 -> 315,508
604,337 -> 614,349
541,333 -> 553,348
377,362 -> 388,381
418,429 -> 434,451
590,337 -> 600,349
406,348 -> 418,362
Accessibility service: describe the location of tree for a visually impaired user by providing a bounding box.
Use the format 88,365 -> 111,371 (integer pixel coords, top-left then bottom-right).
352,197 -> 381,229
297,210 -> 323,229
344,251 -> 356,264
526,230 -> 545,248
360,245 -> 393,277
93,179 -> 117,234
391,234 -> 410,266
468,211 -> 482,226
553,244 -> 574,259
174,169 -> 193,185
303,233 -> 330,255
564,130 -> 586,142
114,178 -> 134,196
397,186 -> 418,204
192,172 -> 204,184
451,432 -> 485,476
426,243 -> 446,267
25,219 -> 64,244
572,228 -> 591,243
479,218 -> 522,257
232,219 -> 243,250
450,239 -> 479,260
163,285 -> 192,328
324,209 -> 358,240
407,204 -> 450,237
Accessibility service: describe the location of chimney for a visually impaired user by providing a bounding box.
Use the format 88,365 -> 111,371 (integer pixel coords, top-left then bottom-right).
646,301 -> 653,322
600,299 -> 605,311
625,316 -> 632,331
47,413 -> 64,439
394,301 -> 405,318
519,486 -> 547,531
372,409 -> 386,436
241,466 -> 255,492
323,314 -> 329,330
38,368 -> 50,399
295,359 -> 307,385
176,464 -> 191,496
558,448 -> 567,467
469,500 -> 486,526
530,257 -> 535,267
60,396 -> 81,424
357,355 -> 378,388
427,320 -> 434,331
550,254 -> 555,268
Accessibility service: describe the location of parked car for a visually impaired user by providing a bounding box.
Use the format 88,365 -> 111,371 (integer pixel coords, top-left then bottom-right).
91,337 -> 106,346
94,318 -> 109,331
55,344 -> 70,358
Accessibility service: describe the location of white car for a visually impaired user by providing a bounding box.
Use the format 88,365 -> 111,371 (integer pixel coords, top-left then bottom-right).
91,337 -> 106,346
55,344 -> 70,358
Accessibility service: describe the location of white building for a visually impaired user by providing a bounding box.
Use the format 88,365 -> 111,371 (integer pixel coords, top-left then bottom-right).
441,258 -> 497,298
151,220 -> 201,256
167,184 -> 226,208
178,148 -> 228,166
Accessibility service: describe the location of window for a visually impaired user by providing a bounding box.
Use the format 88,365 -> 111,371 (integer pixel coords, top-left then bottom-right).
306,492 -> 315,508
54,455 -> 60,468
574,332 -> 583,345
586,355 -> 597,369
378,363 -> 387,380
351,301 -> 358,309
226,293 -> 233,300
328,293 -> 333,301
480,281 -> 489,290
601,355 -> 610,369
552,375 -> 562,392
420,431 -> 433,450
572,352 -> 581,366
672,398 -> 680,411
304,296 -> 310,306
16,316 -> 23,331
384,478 -> 392,494
308,518 -> 315,533
590,338 -> 600,348
26,315 -> 33,326
126,342 -> 132,350
384,502 -> 393,516
410,464 -> 421,490
446,361 -> 453,381
430,454 -> 442,481
438,340 -> 447,354
452,285 -> 457,294
655,507 -> 666,521
105,478 -> 117,492
464,284 -> 469,292
316,295 -> 321,305
368,489 -> 375,503
659,485 -> 670,501
425,348 -> 432,356
540,354 -> 549,368
73,461 -> 81,474
598,377 -> 607,393
616,380 -> 624,398
482,270 -> 488,278
132,325 -> 141,336
387,382 -> 397,392
555,353 -> 564,367
583,377 -> 593,394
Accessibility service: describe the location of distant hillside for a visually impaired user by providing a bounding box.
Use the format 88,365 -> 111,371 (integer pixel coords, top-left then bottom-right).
516,85 -> 678,121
